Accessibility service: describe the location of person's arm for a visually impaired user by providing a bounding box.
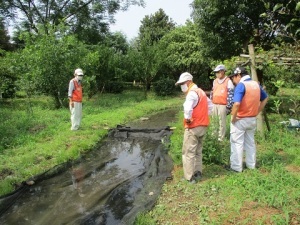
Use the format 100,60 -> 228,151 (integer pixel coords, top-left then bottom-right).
68,80 -> 74,108
226,88 -> 234,113
210,80 -> 215,100
207,97 -> 213,115
226,79 -> 234,112
258,97 -> 268,113
258,86 -> 268,113
231,102 -> 240,123
230,83 -> 244,123
183,91 -> 198,123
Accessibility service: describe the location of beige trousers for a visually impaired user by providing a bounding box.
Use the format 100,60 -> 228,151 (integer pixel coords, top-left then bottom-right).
182,126 -> 207,180
212,104 -> 227,141
70,102 -> 82,130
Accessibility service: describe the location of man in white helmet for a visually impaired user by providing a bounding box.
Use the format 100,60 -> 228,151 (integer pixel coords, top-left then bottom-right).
68,68 -> 84,131
175,72 -> 213,183
210,64 -> 234,141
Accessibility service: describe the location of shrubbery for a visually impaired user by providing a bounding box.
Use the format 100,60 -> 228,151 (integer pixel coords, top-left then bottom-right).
105,81 -> 124,94
153,77 -> 176,96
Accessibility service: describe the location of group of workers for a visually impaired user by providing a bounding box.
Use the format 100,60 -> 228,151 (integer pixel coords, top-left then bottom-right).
176,65 -> 268,183
68,66 -> 269,184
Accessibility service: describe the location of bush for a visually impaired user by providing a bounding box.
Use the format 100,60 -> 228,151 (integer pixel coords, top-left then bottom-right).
264,80 -> 279,96
266,95 -> 300,115
105,81 -> 124,94
0,57 -> 17,99
153,77 -> 176,96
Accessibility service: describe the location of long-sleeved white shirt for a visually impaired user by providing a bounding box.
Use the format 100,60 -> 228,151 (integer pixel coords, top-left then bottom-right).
183,84 -> 213,119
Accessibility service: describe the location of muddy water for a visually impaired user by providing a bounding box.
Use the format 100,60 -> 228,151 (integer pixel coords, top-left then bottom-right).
0,109 -> 179,225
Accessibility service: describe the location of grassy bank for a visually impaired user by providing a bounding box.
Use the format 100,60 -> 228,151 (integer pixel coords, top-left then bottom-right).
135,89 -> 300,224
0,90 -> 183,195
1,88 -> 299,224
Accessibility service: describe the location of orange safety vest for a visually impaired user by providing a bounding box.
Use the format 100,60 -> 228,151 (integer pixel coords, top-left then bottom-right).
237,81 -> 260,118
212,78 -> 229,105
71,79 -> 83,102
184,88 -> 210,129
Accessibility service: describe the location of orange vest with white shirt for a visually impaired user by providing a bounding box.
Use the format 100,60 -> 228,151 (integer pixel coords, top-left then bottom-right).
71,79 -> 83,102
184,88 -> 210,128
212,78 -> 229,105
237,81 -> 260,118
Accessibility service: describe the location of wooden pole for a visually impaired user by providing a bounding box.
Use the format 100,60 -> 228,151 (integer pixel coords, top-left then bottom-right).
248,44 -> 259,82
248,44 -> 264,133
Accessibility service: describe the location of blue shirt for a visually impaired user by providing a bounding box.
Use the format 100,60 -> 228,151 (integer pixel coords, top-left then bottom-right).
233,75 -> 268,103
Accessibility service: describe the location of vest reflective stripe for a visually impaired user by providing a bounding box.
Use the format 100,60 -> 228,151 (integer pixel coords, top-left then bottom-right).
212,78 -> 229,105
71,79 -> 83,102
237,81 -> 260,118
184,88 -> 209,128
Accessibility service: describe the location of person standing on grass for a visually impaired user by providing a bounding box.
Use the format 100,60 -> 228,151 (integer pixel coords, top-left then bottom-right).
210,64 -> 234,141
68,68 -> 84,131
175,72 -> 213,183
228,67 -> 268,172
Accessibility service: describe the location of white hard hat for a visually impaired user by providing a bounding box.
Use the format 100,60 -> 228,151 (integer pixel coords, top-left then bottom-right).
175,72 -> 193,85
213,65 -> 226,72
74,68 -> 84,76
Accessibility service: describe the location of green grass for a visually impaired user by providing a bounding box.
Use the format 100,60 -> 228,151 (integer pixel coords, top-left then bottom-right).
1,88 -> 300,224
0,90 -> 182,195
134,89 -> 300,224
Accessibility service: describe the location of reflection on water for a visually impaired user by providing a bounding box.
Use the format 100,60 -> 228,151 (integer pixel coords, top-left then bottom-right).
0,139 -> 158,224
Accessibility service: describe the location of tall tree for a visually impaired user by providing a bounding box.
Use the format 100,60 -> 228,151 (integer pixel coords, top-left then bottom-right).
192,0 -> 298,60
139,8 -> 175,45
15,34 -> 89,108
158,22 -> 211,88
261,0 -> 300,43
135,9 -> 176,91
0,18 -> 11,51
1,0 -> 144,42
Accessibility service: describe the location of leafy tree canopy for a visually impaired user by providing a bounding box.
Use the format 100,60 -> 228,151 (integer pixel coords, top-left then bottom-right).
127,9 -> 176,93
139,8 -> 175,45
191,0 -> 299,60
158,21 -> 209,86
1,0 -> 144,43
261,0 -> 300,43
0,18 -> 11,51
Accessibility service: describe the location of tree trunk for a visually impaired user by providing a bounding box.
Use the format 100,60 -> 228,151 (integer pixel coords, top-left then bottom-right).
53,93 -> 62,109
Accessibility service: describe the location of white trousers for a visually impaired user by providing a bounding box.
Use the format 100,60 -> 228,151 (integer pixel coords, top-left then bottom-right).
212,104 -> 227,141
70,102 -> 82,131
182,126 -> 207,180
230,117 -> 257,172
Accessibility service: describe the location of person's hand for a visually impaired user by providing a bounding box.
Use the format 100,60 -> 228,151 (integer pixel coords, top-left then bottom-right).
185,118 -> 192,124
231,117 -> 240,124
70,101 -> 74,108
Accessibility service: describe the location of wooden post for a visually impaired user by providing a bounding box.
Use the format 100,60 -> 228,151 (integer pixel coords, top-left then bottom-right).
248,44 -> 264,133
248,44 -> 258,82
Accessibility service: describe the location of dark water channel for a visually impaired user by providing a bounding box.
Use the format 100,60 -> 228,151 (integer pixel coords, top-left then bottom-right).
0,109 -> 178,225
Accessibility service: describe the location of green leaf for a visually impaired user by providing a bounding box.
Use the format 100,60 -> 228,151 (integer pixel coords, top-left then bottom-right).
296,2 -> 300,11
273,3 -> 283,12
290,18 -> 300,23
260,12 -> 267,18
